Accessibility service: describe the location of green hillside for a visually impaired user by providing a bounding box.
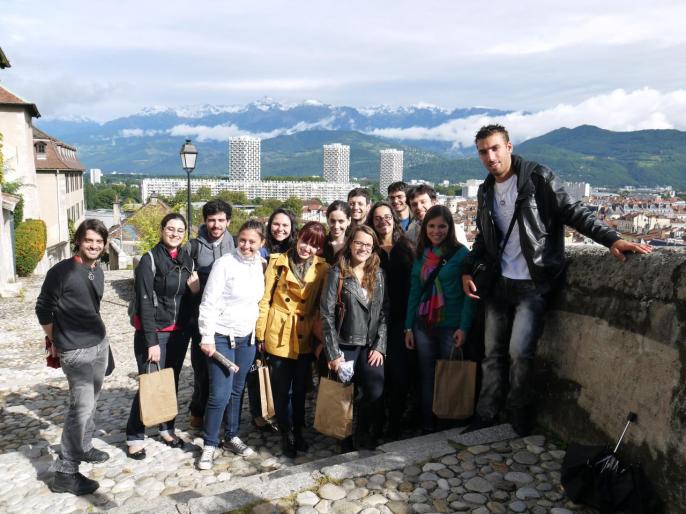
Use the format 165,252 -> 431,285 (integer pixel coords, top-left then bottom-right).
516,125 -> 686,187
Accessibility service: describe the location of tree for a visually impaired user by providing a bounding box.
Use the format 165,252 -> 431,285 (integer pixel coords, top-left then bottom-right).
216,190 -> 248,205
192,186 -> 213,202
228,208 -> 250,236
282,197 -> 303,216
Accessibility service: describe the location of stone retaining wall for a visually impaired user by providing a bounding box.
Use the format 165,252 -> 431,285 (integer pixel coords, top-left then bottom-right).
535,246 -> 686,512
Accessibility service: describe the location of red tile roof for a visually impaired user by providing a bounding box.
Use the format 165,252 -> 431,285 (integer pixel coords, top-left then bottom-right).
0,84 -> 40,117
33,126 -> 84,171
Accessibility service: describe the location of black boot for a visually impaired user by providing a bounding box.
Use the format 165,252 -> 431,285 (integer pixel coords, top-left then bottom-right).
294,427 -> 309,452
50,472 -> 99,495
281,429 -> 297,458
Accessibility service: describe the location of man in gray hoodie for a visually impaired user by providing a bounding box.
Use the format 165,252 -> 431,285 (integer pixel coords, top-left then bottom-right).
187,199 -> 235,426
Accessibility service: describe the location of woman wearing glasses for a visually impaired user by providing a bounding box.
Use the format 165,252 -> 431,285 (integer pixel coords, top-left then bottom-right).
320,225 -> 388,450
366,201 -> 415,440
256,222 -> 329,458
404,205 -> 475,434
126,213 -> 200,459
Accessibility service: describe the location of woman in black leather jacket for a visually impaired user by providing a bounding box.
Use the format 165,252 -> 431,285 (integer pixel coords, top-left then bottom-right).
320,225 -> 388,450
126,213 -> 199,459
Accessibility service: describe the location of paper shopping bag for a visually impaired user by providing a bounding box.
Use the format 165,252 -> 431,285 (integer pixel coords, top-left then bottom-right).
139,364 -> 178,427
433,350 -> 476,420
314,376 -> 354,440
257,358 -> 276,420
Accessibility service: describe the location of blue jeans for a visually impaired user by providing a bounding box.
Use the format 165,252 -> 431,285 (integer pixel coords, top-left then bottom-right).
126,330 -> 189,445
269,353 -> 312,430
56,338 -> 109,473
203,334 -> 256,447
477,277 -> 547,419
413,321 -> 456,432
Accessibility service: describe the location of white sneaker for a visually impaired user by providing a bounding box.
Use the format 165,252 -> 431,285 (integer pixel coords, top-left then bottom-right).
224,436 -> 255,457
197,446 -> 215,470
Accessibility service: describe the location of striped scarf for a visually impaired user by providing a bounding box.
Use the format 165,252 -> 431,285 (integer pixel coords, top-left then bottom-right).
418,247 -> 446,326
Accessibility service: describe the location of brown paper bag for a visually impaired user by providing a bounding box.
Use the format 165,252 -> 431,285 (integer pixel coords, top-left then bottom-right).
257,360 -> 276,419
433,351 -> 477,420
314,376 -> 354,440
139,364 -> 178,427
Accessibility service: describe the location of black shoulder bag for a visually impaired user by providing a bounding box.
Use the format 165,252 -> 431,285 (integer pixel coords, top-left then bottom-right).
472,203 -> 520,299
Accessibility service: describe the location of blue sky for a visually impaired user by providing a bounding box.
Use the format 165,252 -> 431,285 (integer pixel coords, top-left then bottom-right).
2,0 -> 685,134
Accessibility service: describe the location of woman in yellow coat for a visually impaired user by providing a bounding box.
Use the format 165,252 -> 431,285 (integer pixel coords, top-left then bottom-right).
255,221 -> 329,458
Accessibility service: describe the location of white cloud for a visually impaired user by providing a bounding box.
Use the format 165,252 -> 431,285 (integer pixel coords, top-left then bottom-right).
168,116 -> 337,142
368,88 -> 686,148
119,128 -> 162,137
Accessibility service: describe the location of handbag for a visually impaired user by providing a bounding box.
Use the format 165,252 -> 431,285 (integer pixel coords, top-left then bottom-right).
139,362 -> 178,427
256,353 -> 276,420
432,348 -> 477,420
471,203 -> 520,298
313,375 -> 354,440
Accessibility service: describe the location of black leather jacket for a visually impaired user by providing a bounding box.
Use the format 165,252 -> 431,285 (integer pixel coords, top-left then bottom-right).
320,266 -> 388,361
135,243 -> 195,347
463,154 -> 620,288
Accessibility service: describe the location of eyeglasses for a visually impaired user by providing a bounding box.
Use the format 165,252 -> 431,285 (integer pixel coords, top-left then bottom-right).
352,240 -> 373,250
373,215 -> 393,223
164,227 -> 186,235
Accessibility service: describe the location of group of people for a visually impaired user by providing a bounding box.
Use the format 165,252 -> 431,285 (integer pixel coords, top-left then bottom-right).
36,124 -> 652,496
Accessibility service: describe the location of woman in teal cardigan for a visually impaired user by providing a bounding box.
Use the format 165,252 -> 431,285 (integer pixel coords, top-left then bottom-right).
404,205 -> 476,433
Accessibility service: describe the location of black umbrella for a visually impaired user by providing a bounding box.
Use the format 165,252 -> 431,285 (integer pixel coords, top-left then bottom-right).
561,412 -> 658,513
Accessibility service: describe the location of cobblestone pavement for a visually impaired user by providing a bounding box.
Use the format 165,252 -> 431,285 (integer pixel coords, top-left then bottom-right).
0,271 -> 594,513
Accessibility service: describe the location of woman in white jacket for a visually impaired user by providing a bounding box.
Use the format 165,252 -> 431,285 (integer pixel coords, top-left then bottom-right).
196,219 -> 265,470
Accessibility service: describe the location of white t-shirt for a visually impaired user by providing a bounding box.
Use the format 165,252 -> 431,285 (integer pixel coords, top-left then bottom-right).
492,175 -> 531,280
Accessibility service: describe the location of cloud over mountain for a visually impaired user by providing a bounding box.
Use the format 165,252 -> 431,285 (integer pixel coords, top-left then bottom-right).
368,88 -> 686,149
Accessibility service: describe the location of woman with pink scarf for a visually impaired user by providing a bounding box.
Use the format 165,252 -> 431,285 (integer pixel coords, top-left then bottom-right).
404,205 -> 475,434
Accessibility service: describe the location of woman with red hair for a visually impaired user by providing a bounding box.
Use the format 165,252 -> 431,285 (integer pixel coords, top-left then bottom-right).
256,221 -> 329,458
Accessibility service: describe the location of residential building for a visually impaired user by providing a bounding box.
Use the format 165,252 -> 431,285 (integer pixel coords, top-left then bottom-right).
89,168 -> 102,184
461,179 -> 482,199
229,136 -> 261,181
33,127 -> 86,269
0,82 -> 40,293
141,178 -> 360,205
0,84 -> 41,219
323,144 -> 350,183
563,181 -> 591,201
379,149 -> 403,196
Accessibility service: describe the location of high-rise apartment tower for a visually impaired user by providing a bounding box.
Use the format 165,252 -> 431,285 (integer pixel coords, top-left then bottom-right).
323,144 -> 350,183
228,136 -> 261,181
379,149 -> 403,195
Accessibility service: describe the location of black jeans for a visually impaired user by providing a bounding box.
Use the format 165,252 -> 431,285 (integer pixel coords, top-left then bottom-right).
126,330 -> 189,445
340,344 -> 385,436
269,353 -> 312,430
477,277 -> 547,420
187,322 -> 208,418
384,323 -> 413,429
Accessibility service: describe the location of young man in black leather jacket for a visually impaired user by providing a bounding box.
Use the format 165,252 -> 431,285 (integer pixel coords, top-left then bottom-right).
462,124 -> 651,436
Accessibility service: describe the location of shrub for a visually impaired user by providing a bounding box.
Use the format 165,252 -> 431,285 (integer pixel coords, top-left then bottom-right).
15,219 -> 47,276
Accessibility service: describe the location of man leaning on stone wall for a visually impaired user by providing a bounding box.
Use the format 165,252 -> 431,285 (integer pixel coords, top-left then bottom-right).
35,219 -> 111,496
461,124 -> 652,437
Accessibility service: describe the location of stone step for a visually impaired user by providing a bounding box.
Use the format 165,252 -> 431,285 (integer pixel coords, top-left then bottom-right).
109,424 -> 518,514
